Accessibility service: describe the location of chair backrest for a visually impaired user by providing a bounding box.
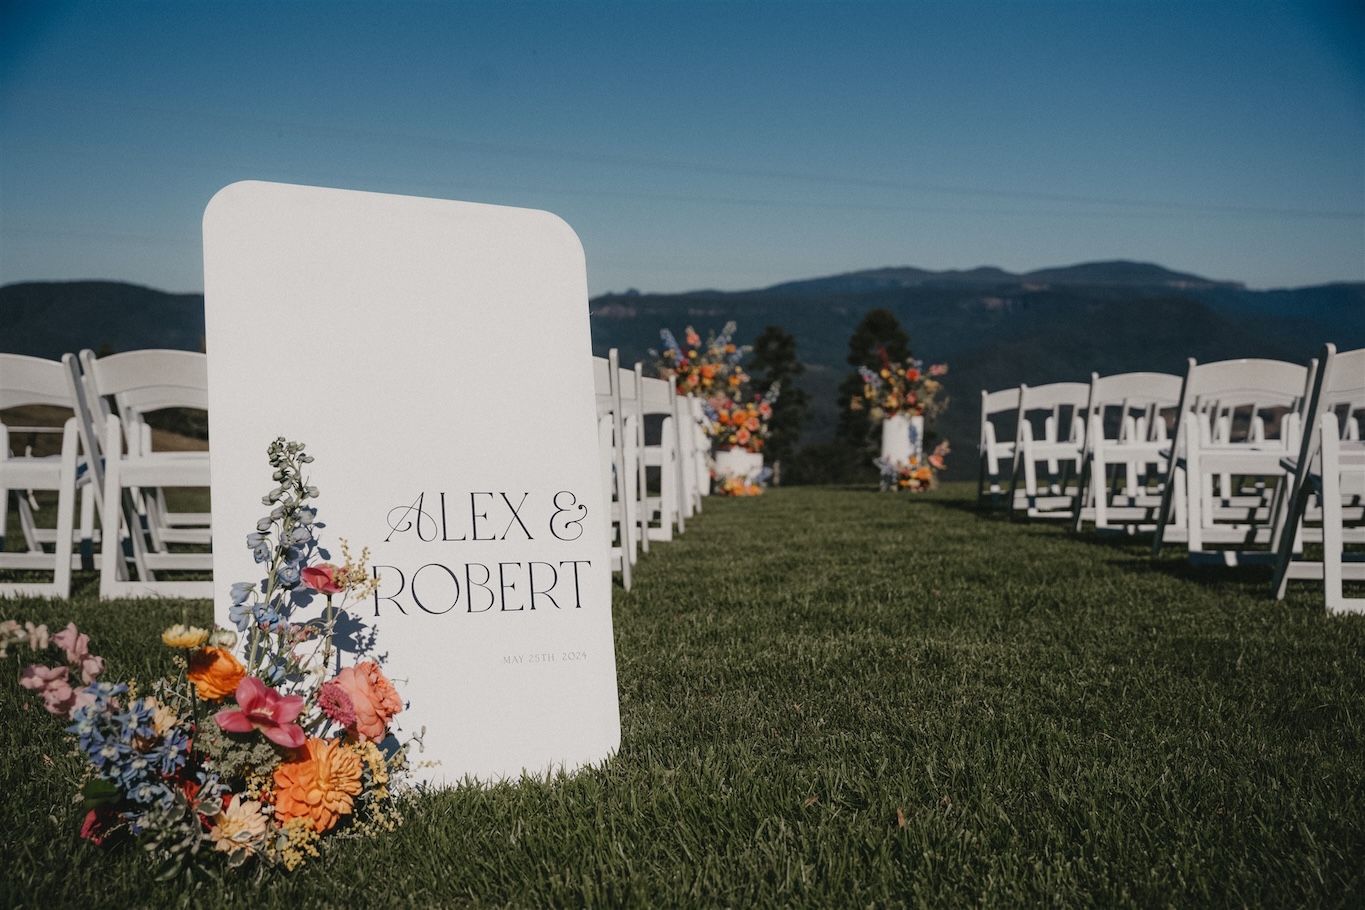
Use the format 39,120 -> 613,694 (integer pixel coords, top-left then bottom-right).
1176,357 -> 1308,446
979,387 -> 1020,450
640,375 -> 674,414
1084,371 -> 1183,443
593,355 -> 615,418
0,354 -> 73,412
1015,382 -> 1090,444
79,348 -> 209,415
1321,346 -> 1365,440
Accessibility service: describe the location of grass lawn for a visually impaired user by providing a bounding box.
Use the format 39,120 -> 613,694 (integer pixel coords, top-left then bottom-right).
2,482 -> 1362,908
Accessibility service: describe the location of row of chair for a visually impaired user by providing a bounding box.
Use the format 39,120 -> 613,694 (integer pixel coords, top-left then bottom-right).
1,347 -> 720,599
0,348 -> 213,599
978,346 -> 1364,612
593,349 -> 713,591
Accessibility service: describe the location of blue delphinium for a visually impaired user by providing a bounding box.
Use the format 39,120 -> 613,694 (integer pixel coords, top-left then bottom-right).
67,684 -> 188,831
233,438 -> 323,684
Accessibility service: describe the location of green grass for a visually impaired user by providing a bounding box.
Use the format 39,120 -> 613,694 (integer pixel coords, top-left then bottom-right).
2,482 -> 1363,908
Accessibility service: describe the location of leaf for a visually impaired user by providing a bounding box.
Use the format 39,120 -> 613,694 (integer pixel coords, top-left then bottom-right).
801,796 -> 819,807
896,807 -> 906,829
81,778 -> 121,808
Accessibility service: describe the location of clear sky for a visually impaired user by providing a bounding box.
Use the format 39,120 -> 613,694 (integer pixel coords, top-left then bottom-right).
1,0 -> 1361,296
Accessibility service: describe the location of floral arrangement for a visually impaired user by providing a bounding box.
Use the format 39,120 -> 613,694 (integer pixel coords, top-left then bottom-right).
2,438 -> 408,878
703,383 -> 779,453
654,322 -> 780,455
849,347 -> 949,423
714,464 -> 774,497
655,322 -> 750,398
876,441 -> 951,492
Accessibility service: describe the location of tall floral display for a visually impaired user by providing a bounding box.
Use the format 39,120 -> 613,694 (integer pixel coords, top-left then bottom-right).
3,439 -> 409,877
850,347 -> 951,491
656,322 -> 777,495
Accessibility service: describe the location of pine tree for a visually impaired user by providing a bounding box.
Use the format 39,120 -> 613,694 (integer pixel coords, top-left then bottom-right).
748,325 -> 809,471
837,308 -> 912,447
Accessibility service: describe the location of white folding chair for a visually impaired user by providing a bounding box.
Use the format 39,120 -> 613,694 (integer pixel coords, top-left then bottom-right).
640,374 -> 683,542
1072,371 -> 1182,534
1271,344 -> 1365,609
673,387 -> 700,521
1008,382 -> 1089,519
0,354 -> 84,598
617,361 -> 649,557
593,351 -> 635,590
68,349 -> 213,598
690,396 -> 713,499
977,387 -> 1019,509
1151,357 -> 1309,564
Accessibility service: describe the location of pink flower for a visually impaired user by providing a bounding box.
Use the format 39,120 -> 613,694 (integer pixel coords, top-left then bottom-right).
51,622 -> 91,665
317,680 -> 357,728
78,654 -> 104,684
20,664 -> 76,716
301,563 -> 345,595
214,677 -> 306,748
80,807 -> 117,844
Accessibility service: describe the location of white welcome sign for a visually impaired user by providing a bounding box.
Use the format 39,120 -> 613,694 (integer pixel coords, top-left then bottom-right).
202,180 -> 619,785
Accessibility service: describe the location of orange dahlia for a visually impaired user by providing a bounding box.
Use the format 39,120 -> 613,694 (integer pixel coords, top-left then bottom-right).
273,738 -> 364,833
186,647 -> 246,700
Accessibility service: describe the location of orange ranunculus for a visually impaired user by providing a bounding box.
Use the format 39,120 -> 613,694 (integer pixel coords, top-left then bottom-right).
187,647 -> 247,701
272,738 -> 364,833
331,661 -> 403,743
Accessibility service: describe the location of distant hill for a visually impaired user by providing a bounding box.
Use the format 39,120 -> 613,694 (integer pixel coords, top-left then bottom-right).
765,260 -> 1243,294
586,263 -> 1363,479
0,281 -> 204,360
3,264 -> 1360,481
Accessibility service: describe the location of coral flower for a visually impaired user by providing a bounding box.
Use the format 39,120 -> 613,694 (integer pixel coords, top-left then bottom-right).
331,661 -> 403,742
187,647 -> 247,701
273,738 -> 364,833
215,676 -> 306,748
161,624 -> 209,649
300,563 -> 345,595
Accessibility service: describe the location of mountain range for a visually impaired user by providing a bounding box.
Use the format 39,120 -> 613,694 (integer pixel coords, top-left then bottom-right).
3,261 -> 1361,480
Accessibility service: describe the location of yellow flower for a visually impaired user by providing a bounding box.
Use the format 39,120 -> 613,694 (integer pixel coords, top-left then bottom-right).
161,624 -> 209,649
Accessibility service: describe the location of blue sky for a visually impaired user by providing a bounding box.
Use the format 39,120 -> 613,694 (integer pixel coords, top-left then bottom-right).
1,0 -> 1361,295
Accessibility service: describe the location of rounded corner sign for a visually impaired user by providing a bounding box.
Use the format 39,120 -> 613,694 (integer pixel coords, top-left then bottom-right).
202,182 -> 618,786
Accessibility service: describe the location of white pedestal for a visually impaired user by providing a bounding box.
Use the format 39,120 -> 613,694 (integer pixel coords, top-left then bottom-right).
880,414 -> 924,465
713,448 -> 764,485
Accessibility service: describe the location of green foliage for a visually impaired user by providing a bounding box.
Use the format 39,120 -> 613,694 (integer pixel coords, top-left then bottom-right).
844,307 -> 912,370
838,308 -> 912,449
747,325 -> 809,470
2,484 -> 1363,907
